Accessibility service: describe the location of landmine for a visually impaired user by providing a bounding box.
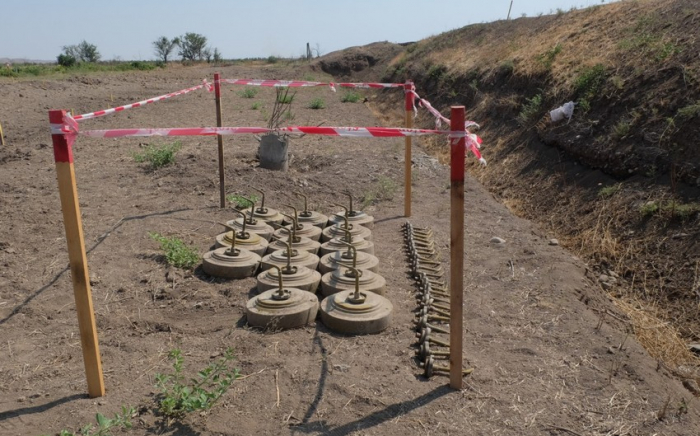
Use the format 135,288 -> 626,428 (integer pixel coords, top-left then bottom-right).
328,192 -> 374,229
215,209 -> 269,256
261,228 -> 320,271
246,265 -> 319,330
318,244 -> 379,274
320,266 -> 392,335
203,224 -> 261,279
321,205 -> 372,242
274,205 -> 322,242
256,240 -> 321,293
267,213 -> 321,254
320,244 -> 386,296
242,188 -> 284,225
291,193 -> 328,229
227,199 -> 274,241
319,227 -> 374,256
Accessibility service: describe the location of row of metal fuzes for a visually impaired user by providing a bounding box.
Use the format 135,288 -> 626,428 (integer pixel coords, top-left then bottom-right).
403,222 -> 474,379
202,188 -> 393,335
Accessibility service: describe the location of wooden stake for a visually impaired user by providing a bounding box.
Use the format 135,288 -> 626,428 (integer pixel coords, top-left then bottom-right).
0,120 -> 4,146
214,73 -> 226,208
49,110 -> 105,398
404,81 -> 414,217
449,106 -> 465,390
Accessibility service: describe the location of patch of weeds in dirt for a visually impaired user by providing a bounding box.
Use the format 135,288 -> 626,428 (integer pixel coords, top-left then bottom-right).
598,183 -> 622,198
133,141 -> 182,170
612,119 -> 631,140
226,193 -> 258,209
536,43 -> 562,70
238,88 -> 258,99
51,406 -> 135,436
341,90 -> 362,103
155,348 -> 239,423
276,87 -> 295,104
149,233 -> 199,270
663,200 -> 700,220
517,93 -> 543,126
308,98 -> 325,109
251,101 -> 261,110
361,176 -> 398,208
676,101 -> 700,121
574,64 -> 606,112
640,201 -> 660,217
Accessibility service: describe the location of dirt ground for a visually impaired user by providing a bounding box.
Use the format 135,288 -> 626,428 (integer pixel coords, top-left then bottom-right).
2,63 -> 700,436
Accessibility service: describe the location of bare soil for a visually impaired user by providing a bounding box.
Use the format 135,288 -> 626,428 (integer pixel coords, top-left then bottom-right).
2,62 -> 700,436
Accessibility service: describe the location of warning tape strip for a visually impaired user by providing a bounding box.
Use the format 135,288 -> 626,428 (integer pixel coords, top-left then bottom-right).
73,80 -> 212,121
76,125 -> 443,139
220,78 -> 404,92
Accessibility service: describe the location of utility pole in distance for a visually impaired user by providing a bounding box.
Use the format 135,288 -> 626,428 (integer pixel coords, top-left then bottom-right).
507,0 -> 514,20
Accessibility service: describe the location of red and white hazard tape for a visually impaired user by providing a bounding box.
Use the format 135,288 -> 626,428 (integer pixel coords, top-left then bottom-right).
73,80 -> 212,121
76,125 -> 442,139
220,78 -> 404,92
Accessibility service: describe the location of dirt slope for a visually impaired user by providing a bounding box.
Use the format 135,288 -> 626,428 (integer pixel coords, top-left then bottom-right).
0,38 -> 700,436
349,0 -> 700,385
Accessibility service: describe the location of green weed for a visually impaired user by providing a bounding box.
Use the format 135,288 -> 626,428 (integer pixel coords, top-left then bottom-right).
676,102 -> 700,120
612,120 -> 631,139
341,90 -> 362,103
574,64 -> 606,111
308,98 -> 325,109
55,406 -> 135,436
276,88 -> 295,104
133,141 -> 182,169
598,184 -> 622,198
238,88 -> 258,98
517,94 -> 543,126
251,101 -> 262,110
639,201 -> 659,217
361,176 -> 398,208
226,193 -> 259,209
537,43 -> 562,70
149,233 -> 199,270
155,348 -> 239,422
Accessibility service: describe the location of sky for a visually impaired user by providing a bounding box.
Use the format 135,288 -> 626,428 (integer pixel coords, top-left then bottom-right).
2,0 -> 616,62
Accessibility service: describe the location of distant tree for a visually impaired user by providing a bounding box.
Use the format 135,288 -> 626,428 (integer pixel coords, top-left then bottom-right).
213,48 -> 222,63
60,40 -> 101,63
178,33 -> 208,61
153,36 -> 180,63
57,53 -> 76,67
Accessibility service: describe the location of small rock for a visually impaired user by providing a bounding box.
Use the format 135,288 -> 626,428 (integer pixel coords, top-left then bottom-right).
601,282 -> 613,290
683,379 -> 700,396
548,239 -> 559,246
523,248 -> 536,255
599,274 -> 610,283
333,364 -> 350,372
17,396 -> 26,403
89,273 -> 101,286
490,237 -> 506,244
608,271 -> 619,279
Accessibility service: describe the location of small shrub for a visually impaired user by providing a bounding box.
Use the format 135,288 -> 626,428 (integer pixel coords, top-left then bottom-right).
537,43 -> 562,70
149,233 -> 199,270
133,141 -> 182,169
238,88 -> 258,99
640,201 -> 659,217
226,193 -> 258,209
574,64 -> 606,111
341,91 -> 362,103
663,201 -> 700,220
598,184 -> 622,198
57,54 -> 77,67
308,98 -> 325,109
361,176 -> 398,208
56,406 -> 135,436
612,120 -> 631,139
276,89 -> 295,104
267,55 -> 279,64
251,101 -> 261,110
676,102 -> 700,120
155,348 -> 240,422
517,94 -> 543,126
427,64 -> 448,81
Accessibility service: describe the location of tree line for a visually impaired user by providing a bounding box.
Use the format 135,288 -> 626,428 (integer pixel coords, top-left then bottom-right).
57,33 -> 220,67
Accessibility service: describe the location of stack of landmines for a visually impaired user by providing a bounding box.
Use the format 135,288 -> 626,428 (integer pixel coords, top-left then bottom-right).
403,222 -> 463,378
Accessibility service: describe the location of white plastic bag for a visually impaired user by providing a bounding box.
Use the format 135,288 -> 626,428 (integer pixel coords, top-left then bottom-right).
550,101 -> 575,123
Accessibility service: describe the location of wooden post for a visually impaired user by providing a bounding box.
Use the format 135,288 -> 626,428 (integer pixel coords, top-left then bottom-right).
49,110 -> 105,398
404,81 -> 414,217
0,120 -> 5,146
449,106 -> 465,390
214,73 -> 226,208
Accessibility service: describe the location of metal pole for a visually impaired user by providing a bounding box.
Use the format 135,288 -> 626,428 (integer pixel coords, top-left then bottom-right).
449,106 -> 465,390
214,73 -> 226,208
507,0 -> 514,20
49,110 -> 105,398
